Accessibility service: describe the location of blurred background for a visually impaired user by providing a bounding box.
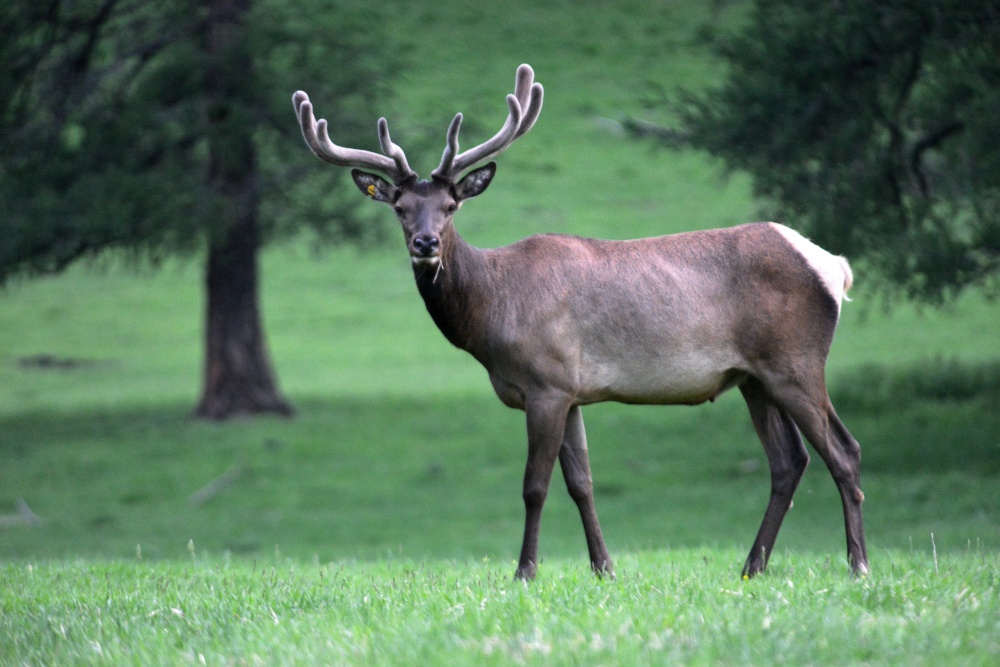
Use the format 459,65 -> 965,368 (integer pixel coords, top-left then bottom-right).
1,0 -> 997,567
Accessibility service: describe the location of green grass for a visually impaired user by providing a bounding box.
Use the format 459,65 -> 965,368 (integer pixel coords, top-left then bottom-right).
2,0 -> 1000,663
3,551 -> 998,666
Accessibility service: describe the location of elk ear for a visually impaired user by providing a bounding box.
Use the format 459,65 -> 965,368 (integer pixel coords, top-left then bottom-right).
455,162 -> 496,201
352,169 -> 395,203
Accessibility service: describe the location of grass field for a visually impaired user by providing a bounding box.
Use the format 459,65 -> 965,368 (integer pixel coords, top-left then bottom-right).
4,551 -> 998,665
2,0 -> 999,663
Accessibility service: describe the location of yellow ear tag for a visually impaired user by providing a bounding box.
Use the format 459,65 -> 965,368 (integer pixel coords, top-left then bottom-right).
367,184 -> 376,197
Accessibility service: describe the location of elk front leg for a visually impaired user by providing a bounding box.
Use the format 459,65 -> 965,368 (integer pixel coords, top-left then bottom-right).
559,405 -> 614,578
515,394 -> 571,581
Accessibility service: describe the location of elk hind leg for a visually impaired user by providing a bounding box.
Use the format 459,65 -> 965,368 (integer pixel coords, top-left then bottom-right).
767,377 -> 869,575
823,405 -> 869,574
740,377 -> 810,578
558,405 -> 614,578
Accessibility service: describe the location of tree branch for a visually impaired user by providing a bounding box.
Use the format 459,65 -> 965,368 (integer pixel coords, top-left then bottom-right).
0,499 -> 42,529
909,121 -> 965,196
188,461 -> 247,506
619,117 -> 690,147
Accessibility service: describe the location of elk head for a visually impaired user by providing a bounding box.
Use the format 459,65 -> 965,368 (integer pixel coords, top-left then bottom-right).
293,64 -> 544,270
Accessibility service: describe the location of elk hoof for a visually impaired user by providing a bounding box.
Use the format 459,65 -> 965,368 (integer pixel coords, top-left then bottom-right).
592,561 -> 616,580
514,562 -> 537,581
741,560 -> 766,580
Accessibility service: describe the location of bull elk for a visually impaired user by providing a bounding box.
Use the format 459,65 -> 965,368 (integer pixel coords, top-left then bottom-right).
293,64 -> 869,580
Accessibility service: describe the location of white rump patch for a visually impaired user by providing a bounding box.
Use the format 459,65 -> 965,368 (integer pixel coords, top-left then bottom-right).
769,223 -> 853,313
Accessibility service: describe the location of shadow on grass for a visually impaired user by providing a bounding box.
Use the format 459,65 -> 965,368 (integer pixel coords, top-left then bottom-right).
831,358 -> 1000,475
1,371 -> 997,562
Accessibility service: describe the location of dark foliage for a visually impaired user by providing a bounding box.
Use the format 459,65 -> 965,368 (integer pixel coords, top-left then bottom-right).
661,0 -> 1000,301
0,0 -> 400,283
0,0 -> 402,418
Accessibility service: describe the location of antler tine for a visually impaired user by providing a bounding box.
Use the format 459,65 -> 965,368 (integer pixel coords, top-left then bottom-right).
514,81 -> 544,139
433,64 -> 544,181
293,91 -> 415,184
510,63 -> 544,140
513,63 -> 537,112
448,94 -> 522,176
430,113 -> 464,180
377,118 -> 415,182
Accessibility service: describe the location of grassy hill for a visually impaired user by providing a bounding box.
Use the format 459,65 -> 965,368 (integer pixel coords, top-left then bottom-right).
1,1 -> 999,662
2,0 -> 998,563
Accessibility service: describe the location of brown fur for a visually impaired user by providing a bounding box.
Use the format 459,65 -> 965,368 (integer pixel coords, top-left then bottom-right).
295,66 -> 868,580
396,197 -> 868,580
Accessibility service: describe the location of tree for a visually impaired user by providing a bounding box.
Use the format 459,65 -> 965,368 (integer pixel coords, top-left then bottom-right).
0,0 -> 399,418
636,0 -> 1000,301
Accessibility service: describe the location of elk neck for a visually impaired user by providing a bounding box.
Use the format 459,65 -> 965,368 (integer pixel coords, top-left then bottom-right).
411,229 -> 492,355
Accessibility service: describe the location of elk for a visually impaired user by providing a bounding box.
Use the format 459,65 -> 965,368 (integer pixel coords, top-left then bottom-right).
293,64 -> 869,580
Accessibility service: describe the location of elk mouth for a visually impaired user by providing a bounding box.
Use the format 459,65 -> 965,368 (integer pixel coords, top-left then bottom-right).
411,254 -> 441,268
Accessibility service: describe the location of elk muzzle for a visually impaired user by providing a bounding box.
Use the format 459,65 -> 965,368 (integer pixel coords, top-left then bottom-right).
411,232 -> 441,266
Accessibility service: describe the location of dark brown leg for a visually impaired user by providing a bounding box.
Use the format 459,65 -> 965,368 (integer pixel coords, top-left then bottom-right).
740,377 -> 810,578
825,406 -> 870,574
558,406 -> 614,577
515,393 -> 571,581
764,375 -> 869,576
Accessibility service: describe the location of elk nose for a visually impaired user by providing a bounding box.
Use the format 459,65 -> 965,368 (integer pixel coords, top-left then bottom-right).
412,233 -> 440,257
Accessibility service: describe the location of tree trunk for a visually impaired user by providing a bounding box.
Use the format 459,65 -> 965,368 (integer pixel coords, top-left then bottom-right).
194,0 -> 293,420
194,213 -> 294,420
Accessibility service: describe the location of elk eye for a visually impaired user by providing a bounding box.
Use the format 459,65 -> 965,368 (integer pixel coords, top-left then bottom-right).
445,203 -> 458,214
393,206 -> 405,218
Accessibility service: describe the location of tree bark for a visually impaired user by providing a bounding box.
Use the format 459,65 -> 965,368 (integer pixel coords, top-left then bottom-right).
194,0 -> 293,420
194,212 -> 294,420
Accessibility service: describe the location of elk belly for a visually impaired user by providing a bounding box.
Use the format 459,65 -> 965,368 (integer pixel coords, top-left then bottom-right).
579,349 -> 745,406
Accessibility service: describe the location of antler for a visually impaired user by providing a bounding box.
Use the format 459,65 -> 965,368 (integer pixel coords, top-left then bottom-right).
431,64 -> 544,181
293,91 -> 416,185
